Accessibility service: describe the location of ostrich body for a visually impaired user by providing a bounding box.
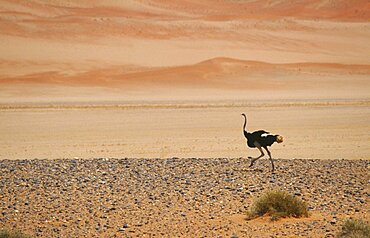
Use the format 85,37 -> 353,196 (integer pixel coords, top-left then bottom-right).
241,113 -> 283,171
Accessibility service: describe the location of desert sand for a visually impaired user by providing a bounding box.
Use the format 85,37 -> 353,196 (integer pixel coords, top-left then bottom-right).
1,102 -> 370,161
1,0 -> 370,237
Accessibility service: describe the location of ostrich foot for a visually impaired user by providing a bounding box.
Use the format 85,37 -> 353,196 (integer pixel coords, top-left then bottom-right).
248,157 -> 256,167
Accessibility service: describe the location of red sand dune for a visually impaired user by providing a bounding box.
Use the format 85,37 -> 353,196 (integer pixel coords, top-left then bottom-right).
1,57 -> 370,88
0,0 -> 369,102
1,57 -> 369,103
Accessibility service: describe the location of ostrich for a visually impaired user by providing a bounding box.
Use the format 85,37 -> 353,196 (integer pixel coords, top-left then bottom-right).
241,113 -> 283,172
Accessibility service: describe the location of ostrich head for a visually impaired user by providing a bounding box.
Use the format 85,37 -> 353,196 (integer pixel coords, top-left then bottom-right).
276,135 -> 284,143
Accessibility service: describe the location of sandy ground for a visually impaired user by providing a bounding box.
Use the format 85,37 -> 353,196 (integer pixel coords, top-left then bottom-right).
1,102 -> 370,161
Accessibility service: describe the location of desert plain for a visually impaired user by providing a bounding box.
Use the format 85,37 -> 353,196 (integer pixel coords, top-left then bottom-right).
0,0 -> 369,237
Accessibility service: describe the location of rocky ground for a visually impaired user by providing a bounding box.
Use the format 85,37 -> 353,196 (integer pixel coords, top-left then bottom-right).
0,158 -> 368,237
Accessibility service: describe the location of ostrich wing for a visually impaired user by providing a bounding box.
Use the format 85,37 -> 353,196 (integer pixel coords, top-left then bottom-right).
251,130 -> 269,138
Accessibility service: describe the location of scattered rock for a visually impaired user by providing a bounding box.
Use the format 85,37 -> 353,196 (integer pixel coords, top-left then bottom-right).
0,158 -> 368,237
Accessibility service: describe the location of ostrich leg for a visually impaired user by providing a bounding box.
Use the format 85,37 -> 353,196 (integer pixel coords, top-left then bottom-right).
264,146 -> 275,172
248,142 -> 264,167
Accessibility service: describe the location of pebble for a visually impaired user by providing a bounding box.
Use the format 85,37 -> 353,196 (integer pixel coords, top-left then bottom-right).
0,158 -> 368,237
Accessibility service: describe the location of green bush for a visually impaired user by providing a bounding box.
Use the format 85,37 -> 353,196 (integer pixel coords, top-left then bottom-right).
0,229 -> 31,238
337,219 -> 370,238
247,190 -> 308,221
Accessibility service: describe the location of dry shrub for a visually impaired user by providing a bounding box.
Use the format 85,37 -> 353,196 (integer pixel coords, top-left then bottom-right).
0,229 -> 31,238
247,190 -> 308,221
337,219 -> 370,238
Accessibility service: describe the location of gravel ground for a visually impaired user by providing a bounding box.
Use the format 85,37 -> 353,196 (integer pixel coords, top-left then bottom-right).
0,158 -> 369,237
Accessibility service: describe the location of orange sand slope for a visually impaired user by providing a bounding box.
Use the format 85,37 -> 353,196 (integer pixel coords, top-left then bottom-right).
0,0 -> 370,102
1,58 -> 369,103
1,0 -> 370,68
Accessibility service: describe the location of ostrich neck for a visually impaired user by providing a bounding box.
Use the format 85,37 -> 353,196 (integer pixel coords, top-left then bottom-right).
243,115 -> 247,133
